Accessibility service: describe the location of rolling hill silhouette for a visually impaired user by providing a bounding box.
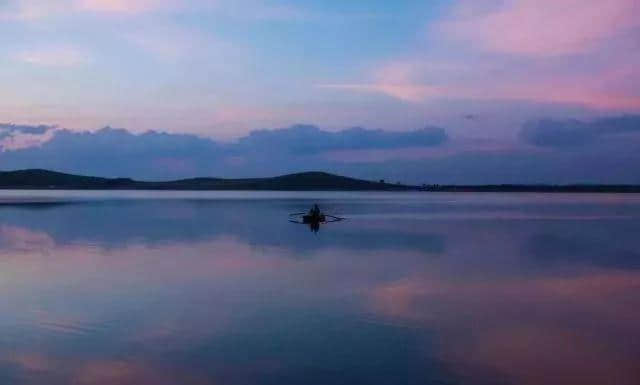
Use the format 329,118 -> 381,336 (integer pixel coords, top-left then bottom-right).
0,169 -> 413,191
0,169 -> 638,192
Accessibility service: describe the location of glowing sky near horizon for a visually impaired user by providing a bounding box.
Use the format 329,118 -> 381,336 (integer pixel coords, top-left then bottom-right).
1,0 -> 639,138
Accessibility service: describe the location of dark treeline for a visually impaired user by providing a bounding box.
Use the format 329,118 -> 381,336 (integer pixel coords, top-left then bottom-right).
421,184 -> 640,193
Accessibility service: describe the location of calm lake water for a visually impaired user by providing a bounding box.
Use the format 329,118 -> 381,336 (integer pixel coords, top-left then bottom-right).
1,191 -> 639,385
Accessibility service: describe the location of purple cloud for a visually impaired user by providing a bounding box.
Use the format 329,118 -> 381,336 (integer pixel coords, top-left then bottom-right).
520,115 -> 640,148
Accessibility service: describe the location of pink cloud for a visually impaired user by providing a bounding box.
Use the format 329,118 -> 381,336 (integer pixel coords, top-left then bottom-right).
322,1 -> 640,112
0,0 -> 198,20
2,0 -> 305,20
0,128 -> 56,151
319,60 -> 446,102
325,52 -> 640,110
74,0 -> 174,14
440,0 -> 640,56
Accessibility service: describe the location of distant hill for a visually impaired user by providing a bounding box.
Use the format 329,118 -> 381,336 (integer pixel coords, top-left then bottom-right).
0,169 -> 638,192
0,169 -> 414,191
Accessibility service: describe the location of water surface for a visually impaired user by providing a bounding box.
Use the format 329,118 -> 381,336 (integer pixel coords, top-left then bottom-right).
1,191 -> 639,385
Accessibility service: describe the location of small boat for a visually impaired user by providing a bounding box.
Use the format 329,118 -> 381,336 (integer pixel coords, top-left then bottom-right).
302,204 -> 325,223
289,205 -> 344,232
302,214 -> 326,223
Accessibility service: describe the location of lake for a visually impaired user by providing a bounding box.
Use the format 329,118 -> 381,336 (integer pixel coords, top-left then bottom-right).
1,191 -> 639,385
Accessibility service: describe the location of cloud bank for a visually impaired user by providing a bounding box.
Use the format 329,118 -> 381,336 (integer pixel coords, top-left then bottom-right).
0,123 -> 56,150
521,116 -> 640,147
237,125 -> 447,154
0,124 -> 449,181
0,117 -> 639,184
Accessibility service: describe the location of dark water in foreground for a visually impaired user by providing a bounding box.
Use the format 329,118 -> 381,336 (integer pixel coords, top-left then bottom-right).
1,191 -> 639,385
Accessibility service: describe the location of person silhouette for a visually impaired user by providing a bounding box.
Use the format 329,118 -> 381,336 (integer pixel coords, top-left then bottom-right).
309,204 -> 321,217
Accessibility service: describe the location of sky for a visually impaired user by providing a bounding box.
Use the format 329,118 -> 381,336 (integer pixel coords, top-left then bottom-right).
0,0 -> 639,183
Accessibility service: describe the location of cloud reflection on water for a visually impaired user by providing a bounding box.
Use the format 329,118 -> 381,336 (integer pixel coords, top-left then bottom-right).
0,193 -> 639,384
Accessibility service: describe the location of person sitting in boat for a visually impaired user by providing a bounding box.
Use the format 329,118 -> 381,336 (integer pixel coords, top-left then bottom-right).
309,204 -> 321,218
